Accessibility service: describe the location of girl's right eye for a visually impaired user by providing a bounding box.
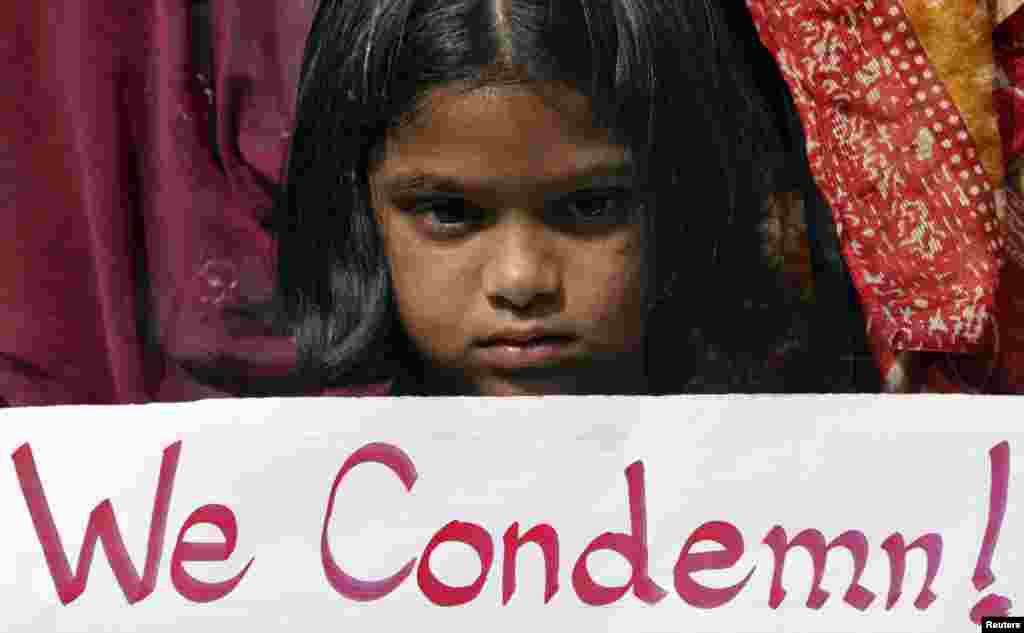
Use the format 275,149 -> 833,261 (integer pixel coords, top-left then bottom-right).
407,198 -> 486,237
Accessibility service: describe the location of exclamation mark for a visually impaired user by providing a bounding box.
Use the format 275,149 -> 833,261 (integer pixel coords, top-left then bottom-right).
969,441 -> 1012,624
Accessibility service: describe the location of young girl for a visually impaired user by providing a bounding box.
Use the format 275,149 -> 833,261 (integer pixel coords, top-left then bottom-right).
271,0 -> 879,396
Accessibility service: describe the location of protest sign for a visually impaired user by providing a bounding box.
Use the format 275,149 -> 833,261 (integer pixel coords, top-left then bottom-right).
2,395 -> 1021,632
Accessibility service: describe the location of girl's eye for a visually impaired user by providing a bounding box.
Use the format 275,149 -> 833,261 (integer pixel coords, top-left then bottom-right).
553,189 -> 638,227
409,199 -> 485,236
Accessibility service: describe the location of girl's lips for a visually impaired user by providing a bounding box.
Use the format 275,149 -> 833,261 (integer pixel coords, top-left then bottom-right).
474,336 -> 576,370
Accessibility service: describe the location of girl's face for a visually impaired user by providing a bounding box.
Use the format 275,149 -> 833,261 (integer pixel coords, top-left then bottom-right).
370,83 -> 650,396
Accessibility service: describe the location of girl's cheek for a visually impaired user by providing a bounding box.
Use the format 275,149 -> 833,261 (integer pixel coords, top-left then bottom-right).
390,246 -> 477,359
587,240 -> 648,342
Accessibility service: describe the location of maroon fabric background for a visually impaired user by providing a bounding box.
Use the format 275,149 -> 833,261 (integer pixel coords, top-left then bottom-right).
1,0 -> 316,404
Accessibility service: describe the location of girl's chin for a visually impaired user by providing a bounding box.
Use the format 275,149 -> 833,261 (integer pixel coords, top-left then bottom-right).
476,382 -> 574,397
469,372 -> 639,397
464,372 -> 583,397
425,361 -> 649,396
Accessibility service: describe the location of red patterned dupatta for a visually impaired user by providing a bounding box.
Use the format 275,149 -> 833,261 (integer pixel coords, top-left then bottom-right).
749,0 -> 1012,392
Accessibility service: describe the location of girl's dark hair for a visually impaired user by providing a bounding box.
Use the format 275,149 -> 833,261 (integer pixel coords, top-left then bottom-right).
272,0 -> 877,394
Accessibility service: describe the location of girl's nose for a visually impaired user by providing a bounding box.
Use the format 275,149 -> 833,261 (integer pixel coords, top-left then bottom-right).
483,221 -> 561,312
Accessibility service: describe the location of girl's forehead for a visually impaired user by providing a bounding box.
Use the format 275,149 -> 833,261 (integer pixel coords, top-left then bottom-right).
374,83 -> 629,185
392,82 -> 616,145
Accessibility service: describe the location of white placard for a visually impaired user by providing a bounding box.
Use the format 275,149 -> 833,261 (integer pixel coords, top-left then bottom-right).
1,395 -> 1021,632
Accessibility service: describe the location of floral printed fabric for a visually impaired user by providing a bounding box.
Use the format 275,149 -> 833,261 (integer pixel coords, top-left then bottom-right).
748,0 -> 1008,391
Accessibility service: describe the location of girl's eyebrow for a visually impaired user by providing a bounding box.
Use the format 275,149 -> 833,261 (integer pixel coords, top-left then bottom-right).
375,157 -> 634,197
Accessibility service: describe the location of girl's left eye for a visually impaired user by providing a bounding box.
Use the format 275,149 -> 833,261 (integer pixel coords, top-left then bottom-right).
554,189 -> 638,226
